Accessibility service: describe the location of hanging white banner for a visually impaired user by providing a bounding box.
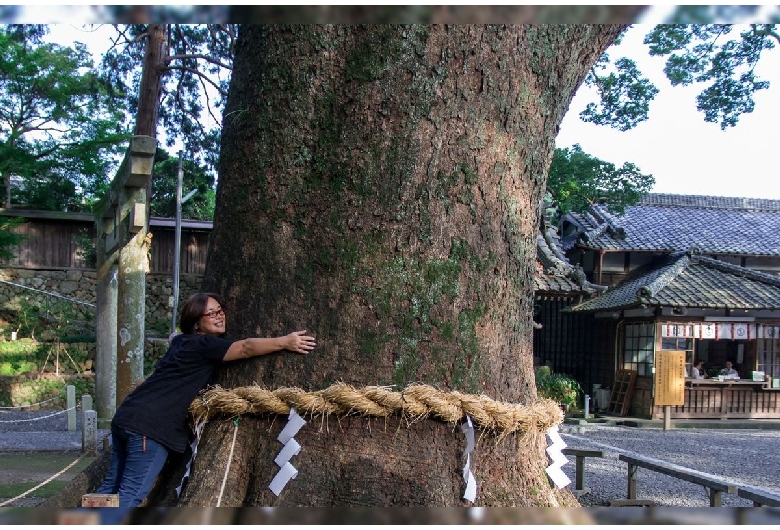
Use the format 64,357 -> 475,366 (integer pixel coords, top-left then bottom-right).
661,324 -> 694,338
545,426 -> 570,489
460,415 -> 477,502
176,420 -> 206,498
269,407 -> 306,497
758,325 -> 780,339
695,323 -> 717,339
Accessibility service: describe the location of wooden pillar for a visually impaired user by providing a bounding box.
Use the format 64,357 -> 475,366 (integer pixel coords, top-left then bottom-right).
627,463 -> 637,500
95,227 -> 118,426
574,455 -> 586,491
116,220 -> 149,403
710,488 -> 723,507
94,135 -> 156,412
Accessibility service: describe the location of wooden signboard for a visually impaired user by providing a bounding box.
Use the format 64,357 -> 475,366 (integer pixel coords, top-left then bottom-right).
654,350 -> 686,406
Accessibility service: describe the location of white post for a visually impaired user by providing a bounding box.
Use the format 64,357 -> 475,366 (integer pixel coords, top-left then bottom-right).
82,410 -> 98,456
584,394 -> 590,419
66,385 -> 76,432
81,394 -> 93,413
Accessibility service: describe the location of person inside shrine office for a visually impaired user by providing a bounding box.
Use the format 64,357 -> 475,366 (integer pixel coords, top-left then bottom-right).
689,360 -> 705,379
96,292 -> 316,508
721,361 -> 739,378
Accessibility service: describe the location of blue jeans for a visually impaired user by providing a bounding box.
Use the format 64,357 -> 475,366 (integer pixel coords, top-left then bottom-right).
97,424 -> 169,508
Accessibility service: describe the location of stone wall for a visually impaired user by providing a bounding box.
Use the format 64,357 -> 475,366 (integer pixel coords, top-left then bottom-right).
0,268 -> 203,339
0,372 -> 94,409
0,338 -> 171,408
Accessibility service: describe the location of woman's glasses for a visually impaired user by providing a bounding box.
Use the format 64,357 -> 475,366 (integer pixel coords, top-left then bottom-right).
202,307 -> 225,320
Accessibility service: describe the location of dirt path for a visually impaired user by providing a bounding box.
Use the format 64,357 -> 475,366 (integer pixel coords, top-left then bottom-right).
0,451 -> 97,507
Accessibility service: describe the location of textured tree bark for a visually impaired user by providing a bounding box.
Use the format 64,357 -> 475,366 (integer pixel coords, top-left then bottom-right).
150,24 -> 625,508
133,24 -> 166,139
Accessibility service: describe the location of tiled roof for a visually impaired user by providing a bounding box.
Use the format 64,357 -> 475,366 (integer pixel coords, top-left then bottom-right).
534,224 -> 607,295
569,249 -> 780,313
534,236 -> 582,294
533,265 -> 583,293
561,193 -> 780,256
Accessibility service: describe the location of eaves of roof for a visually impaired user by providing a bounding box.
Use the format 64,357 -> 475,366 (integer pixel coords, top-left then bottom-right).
0,207 -> 213,231
568,249 -> 780,313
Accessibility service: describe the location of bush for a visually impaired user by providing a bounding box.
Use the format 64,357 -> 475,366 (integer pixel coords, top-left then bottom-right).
0,339 -> 46,374
0,361 -> 36,375
535,367 -> 582,409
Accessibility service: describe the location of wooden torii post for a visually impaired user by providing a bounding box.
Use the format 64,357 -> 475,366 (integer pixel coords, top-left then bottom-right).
93,135 -> 156,426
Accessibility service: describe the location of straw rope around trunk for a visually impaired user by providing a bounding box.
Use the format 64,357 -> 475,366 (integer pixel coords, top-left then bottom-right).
189,383 -> 564,437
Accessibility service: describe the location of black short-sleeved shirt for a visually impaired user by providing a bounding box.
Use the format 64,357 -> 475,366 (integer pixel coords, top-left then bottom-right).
112,334 -> 235,453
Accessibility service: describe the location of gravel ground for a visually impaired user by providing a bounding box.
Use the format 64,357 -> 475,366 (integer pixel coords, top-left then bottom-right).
3,409 -> 780,523
0,408 -> 110,451
557,424 -> 780,508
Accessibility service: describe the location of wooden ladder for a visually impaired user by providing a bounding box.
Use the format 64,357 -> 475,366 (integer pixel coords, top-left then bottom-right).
607,369 -> 637,416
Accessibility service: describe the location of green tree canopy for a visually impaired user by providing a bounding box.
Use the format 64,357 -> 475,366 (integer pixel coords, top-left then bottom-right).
150,148 -> 215,220
581,23 -> 777,131
0,216 -> 24,263
546,144 -> 655,216
99,24 -> 236,178
0,25 -> 129,211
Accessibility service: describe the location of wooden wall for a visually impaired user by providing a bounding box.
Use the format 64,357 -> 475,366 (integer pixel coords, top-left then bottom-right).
2,212 -> 211,275
533,295 -> 618,401
145,229 -> 210,275
9,218 -> 91,269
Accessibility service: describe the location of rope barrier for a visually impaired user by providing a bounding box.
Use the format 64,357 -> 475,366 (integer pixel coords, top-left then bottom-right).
0,454 -> 84,507
0,406 -> 76,424
189,383 -> 563,437
0,278 -> 96,308
0,394 -> 63,410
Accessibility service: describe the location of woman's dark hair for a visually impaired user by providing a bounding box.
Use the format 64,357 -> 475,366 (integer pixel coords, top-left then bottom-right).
180,292 -> 226,334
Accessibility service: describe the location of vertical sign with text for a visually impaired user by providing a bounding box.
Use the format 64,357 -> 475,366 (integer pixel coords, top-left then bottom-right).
655,350 -> 686,406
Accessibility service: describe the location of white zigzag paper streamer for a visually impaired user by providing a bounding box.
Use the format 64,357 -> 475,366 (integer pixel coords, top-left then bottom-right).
545,426 -> 571,488
176,420 -> 206,497
460,415 -> 477,502
269,407 -> 306,496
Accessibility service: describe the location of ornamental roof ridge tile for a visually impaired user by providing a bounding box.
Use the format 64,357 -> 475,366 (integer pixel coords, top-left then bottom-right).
567,253 -> 681,312
636,251 -> 690,303
536,232 -> 568,274
696,254 -> 780,288
592,203 -> 625,235
569,193 -> 780,256
641,193 -> 780,212
536,226 -> 608,295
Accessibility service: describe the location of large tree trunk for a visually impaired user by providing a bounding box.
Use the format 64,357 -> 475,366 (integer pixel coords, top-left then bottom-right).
133,24 -> 166,139
150,24 -> 625,508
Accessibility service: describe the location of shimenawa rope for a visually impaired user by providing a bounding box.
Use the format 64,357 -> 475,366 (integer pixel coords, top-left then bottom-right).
189,383 -> 563,436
